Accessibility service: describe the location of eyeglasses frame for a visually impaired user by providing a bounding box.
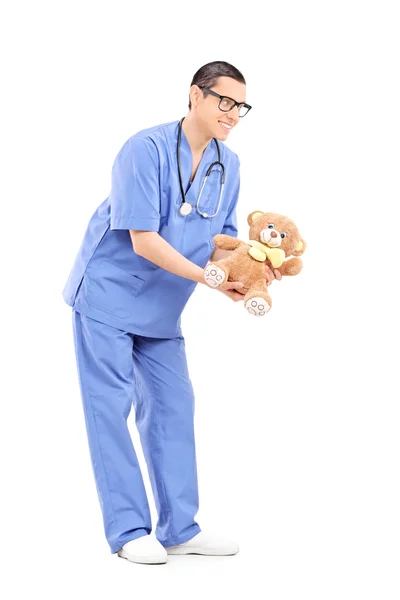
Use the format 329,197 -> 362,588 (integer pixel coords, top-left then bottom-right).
198,86 -> 252,117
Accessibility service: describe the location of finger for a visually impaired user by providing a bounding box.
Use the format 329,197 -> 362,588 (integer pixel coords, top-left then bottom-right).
231,292 -> 244,302
274,269 -> 282,280
265,268 -> 275,283
224,289 -> 244,302
226,281 -> 244,290
265,265 -> 273,278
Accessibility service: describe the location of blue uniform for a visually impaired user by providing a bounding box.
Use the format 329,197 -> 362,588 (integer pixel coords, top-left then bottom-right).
63,118 -> 240,338
63,119 -> 240,553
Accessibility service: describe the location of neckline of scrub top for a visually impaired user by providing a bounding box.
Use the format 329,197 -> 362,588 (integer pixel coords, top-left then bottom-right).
178,120 -> 216,196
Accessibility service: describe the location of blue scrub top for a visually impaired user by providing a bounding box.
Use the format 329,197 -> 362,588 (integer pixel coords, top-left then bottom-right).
62,118 -> 240,338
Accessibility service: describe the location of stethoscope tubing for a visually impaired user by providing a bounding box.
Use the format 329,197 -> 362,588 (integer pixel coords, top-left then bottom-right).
177,117 -> 225,218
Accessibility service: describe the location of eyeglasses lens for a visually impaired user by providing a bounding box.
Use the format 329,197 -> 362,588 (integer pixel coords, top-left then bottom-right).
219,97 -> 249,117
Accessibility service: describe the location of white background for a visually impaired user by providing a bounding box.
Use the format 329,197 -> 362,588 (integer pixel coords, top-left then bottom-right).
1,1 -> 399,598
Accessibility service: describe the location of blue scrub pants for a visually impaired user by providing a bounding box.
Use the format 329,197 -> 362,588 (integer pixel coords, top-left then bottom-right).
71,310 -> 201,553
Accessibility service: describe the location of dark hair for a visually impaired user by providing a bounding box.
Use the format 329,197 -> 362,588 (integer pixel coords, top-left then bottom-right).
188,61 -> 246,110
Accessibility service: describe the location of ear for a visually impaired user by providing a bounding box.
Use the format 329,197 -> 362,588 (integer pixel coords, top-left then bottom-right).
292,237 -> 306,256
247,211 -> 264,226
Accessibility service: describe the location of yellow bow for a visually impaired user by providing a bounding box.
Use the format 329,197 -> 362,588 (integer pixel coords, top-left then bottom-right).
245,240 -> 285,268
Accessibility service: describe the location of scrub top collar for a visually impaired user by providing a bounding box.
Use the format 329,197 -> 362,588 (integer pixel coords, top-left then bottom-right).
175,120 -> 218,193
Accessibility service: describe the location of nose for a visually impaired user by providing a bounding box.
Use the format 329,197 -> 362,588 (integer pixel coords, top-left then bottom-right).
270,231 -> 278,238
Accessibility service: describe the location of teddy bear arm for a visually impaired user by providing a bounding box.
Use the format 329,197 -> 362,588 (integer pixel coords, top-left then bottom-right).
280,257 -> 303,276
212,234 -> 243,250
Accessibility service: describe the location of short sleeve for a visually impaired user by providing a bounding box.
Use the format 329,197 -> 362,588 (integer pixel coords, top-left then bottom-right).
110,136 -> 161,231
221,155 -> 240,238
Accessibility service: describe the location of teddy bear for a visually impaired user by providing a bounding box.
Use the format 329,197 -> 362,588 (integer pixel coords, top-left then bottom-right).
203,211 -> 306,316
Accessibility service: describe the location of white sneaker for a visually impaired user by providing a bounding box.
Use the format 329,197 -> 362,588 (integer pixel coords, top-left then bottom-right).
117,534 -> 168,564
166,531 -> 239,556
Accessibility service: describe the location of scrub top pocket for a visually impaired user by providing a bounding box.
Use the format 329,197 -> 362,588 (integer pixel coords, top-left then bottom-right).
197,168 -> 224,216
85,260 -> 145,319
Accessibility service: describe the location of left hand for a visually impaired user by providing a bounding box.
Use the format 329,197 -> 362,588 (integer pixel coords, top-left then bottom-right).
265,265 -> 282,285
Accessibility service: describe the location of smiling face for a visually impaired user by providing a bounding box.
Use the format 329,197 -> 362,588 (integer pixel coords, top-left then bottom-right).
190,76 -> 247,141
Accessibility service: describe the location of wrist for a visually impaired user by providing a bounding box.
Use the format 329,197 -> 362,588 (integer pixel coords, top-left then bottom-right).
194,266 -> 206,285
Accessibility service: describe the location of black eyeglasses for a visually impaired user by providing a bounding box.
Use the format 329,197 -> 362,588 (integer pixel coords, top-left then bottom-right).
199,87 -> 252,117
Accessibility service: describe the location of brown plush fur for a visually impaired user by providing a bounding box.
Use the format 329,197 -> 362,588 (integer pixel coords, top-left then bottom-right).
204,211 -> 306,316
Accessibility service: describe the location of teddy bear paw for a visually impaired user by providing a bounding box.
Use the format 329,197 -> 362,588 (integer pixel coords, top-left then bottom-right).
204,264 -> 226,288
245,296 -> 271,316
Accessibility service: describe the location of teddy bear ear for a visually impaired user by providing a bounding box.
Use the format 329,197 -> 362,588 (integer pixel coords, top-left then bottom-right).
247,211 -> 264,226
292,237 -> 306,256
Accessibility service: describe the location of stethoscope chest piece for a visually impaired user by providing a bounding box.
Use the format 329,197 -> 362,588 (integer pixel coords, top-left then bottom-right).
179,202 -> 193,216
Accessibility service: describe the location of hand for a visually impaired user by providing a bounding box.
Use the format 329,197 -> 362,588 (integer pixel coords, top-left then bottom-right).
265,266 -> 282,286
217,280 -> 245,302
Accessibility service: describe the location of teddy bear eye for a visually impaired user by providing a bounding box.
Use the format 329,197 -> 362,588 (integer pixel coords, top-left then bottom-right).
268,223 -> 274,229
281,232 -> 287,238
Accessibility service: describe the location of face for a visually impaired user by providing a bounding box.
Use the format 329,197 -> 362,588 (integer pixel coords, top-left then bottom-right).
191,76 -> 247,141
247,212 -> 306,258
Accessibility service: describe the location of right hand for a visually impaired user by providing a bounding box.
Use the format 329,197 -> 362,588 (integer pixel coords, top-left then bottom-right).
217,280 -> 245,302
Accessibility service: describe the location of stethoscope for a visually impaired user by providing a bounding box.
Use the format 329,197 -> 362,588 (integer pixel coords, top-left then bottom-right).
177,117 -> 226,217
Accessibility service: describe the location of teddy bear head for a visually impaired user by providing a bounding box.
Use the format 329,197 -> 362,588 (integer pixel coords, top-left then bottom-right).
247,211 -> 306,258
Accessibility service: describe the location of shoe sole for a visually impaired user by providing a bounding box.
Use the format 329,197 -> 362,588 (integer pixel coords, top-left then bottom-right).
117,549 -> 167,564
166,547 -> 239,556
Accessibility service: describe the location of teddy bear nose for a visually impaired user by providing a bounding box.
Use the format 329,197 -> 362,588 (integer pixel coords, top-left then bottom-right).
270,231 -> 278,238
